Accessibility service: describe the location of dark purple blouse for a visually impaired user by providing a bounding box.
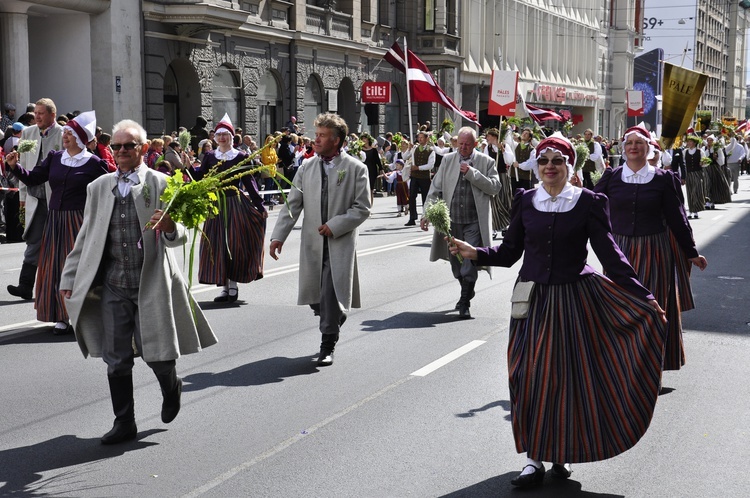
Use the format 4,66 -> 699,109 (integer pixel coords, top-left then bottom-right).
11,150 -> 108,211
476,189 -> 654,301
195,150 -> 265,213
593,167 -> 698,258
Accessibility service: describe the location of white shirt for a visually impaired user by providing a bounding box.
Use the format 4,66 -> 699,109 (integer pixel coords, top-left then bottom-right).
621,163 -> 656,184
116,166 -> 142,197
61,149 -> 93,168
532,183 -> 581,213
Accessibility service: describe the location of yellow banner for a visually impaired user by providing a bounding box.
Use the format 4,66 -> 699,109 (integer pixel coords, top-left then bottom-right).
660,63 -> 708,149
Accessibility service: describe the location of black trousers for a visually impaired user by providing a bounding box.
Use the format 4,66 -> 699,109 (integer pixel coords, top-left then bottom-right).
408,176 -> 431,221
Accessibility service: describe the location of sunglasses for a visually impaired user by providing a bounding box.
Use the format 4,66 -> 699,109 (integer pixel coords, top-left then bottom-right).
537,157 -> 566,166
111,142 -> 141,151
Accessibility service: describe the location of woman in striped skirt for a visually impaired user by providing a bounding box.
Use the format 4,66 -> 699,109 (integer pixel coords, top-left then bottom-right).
194,114 -> 266,303
595,126 -> 708,372
450,133 -> 668,487
682,135 -> 708,218
5,111 -> 107,334
484,128 -> 514,238
703,135 -> 732,204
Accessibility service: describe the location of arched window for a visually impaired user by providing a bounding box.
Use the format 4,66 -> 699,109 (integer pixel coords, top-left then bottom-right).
212,65 -> 242,127
257,72 -> 282,141
304,76 -> 324,129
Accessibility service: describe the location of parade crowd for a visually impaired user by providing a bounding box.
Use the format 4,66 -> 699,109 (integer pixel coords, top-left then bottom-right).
3,96 -> 734,488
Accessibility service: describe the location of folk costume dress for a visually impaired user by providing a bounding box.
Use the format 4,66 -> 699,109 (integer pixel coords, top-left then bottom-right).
11,149 -> 107,322
476,186 -> 666,463
594,165 -> 699,370
703,144 -> 732,204
683,147 -> 707,215
195,148 -> 267,286
486,143 -> 514,231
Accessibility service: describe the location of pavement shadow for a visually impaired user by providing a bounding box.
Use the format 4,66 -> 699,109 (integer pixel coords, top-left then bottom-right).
361,311 -> 463,332
0,299 -> 35,307
196,299 -> 246,310
440,472 -> 624,497
0,431 -> 162,496
0,327 -> 76,345
182,354 -> 319,391
456,400 -> 511,421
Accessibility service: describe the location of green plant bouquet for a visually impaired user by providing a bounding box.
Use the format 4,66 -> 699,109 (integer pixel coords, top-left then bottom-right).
347,137 -> 363,159
700,156 -> 712,166
149,137 -> 290,294
440,117 -> 455,135
178,129 -> 192,151
391,132 -> 403,150
562,120 -> 573,137
590,170 -> 602,186
16,140 -> 37,154
424,198 -> 463,263
574,142 -> 590,171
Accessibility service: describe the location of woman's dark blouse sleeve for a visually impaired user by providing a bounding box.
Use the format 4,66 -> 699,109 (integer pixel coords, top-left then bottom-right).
587,193 -> 655,301
476,189 -> 526,267
661,172 -> 699,258
592,166 -> 614,195
10,150 -> 55,186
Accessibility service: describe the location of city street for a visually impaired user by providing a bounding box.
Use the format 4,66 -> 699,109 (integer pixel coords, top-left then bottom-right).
1,178 -> 749,497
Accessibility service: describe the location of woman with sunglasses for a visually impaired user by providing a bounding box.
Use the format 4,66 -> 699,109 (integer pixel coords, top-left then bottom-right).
192,113 -> 266,303
4,111 -> 108,334
449,133 -> 667,487
595,126 -> 708,374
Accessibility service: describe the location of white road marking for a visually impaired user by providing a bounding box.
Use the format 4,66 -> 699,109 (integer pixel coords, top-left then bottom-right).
712,215 -> 724,221
410,340 -> 486,377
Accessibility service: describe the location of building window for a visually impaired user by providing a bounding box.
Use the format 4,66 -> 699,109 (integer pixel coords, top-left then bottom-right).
272,8 -> 287,21
424,0 -> 434,31
241,2 -> 259,15
212,65 -> 242,129
362,0 -> 371,22
446,0 -> 456,35
379,0 -> 389,26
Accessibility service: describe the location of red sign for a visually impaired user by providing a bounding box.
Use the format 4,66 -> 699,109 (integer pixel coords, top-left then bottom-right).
361,81 -> 391,103
626,90 -> 644,116
488,70 -> 518,116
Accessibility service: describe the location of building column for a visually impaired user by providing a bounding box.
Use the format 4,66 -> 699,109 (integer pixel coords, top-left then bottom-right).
0,11 -> 31,112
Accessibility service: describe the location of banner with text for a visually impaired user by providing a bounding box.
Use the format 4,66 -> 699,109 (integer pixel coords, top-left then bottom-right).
488,70 -> 518,116
660,62 -> 707,150
626,90 -> 644,116
361,81 -> 391,103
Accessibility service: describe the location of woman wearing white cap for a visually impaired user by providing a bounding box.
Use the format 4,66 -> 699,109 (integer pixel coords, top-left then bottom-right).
594,126 -> 708,372
4,111 -> 108,334
192,113 -> 267,302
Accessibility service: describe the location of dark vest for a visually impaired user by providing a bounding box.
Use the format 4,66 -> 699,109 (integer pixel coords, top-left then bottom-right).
105,187 -> 145,288
412,146 -> 432,179
513,143 -> 533,180
685,149 -> 702,173
583,141 -> 596,173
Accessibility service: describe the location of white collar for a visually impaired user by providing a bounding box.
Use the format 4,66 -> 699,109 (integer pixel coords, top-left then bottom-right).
535,183 -> 575,202
116,166 -> 142,185
61,149 -> 92,162
215,148 -> 239,161
686,148 -> 698,155
622,163 -> 654,178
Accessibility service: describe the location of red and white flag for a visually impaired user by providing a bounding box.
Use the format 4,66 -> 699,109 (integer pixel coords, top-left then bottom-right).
383,42 -> 480,126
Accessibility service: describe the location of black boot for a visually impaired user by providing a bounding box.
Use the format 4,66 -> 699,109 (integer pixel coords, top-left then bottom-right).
156,368 -> 182,423
102,374 -> 137,444
318,334 -> 339,366
458,280 -> 475,319
455,278 -> 476,311
7,263 -> 36,300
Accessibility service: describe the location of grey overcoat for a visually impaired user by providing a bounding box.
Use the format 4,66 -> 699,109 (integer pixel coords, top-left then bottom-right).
425,150 -> 501,271
271,152 -> 371,311
19,123 -> 63,237
60,167 -> 217,362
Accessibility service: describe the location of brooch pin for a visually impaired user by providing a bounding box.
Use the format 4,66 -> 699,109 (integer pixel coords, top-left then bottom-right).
142,182 -> 151,208
337,169 -> 346,186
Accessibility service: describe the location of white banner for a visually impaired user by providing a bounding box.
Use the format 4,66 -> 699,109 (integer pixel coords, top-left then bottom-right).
488,70 -> 518,116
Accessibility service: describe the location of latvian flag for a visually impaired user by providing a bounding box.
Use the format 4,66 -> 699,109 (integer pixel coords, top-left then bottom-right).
383,42 -> 480,126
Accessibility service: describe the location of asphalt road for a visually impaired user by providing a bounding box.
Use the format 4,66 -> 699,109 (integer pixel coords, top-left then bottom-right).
1,178 -> 749,497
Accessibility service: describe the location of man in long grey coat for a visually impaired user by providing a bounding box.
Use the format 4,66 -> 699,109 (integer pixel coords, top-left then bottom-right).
270,113 -> 371,366
7,98 -> 62,300
421,126 -> 501,318
60,119 -> 216,444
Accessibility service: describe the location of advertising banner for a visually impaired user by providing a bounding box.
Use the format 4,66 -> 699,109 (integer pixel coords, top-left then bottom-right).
626,90 -> 644,116
488,70 -> 518,116
660,62 -> 708,149
361,81 -> 391,103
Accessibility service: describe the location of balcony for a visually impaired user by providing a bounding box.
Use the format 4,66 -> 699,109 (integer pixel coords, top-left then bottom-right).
305,5 -> 352,40
415,33 -> 462,68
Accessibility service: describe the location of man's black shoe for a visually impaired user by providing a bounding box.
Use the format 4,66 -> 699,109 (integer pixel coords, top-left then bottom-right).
317,350 -> 334,366
404,220 -> 416,226
458,303 -> 471,319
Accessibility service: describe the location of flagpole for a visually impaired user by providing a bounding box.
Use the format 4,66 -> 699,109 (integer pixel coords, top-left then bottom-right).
403,37 -> 414,143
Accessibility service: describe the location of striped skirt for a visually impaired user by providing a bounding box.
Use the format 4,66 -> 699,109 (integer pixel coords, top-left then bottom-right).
396,180 -> 409,207
669,230 -> 695,312
199,194 -> 266,285
615,232 -> 685,370
705,163 -> 732,204
35,209 -> 84,322
509,274 -> 665,463
491,173 -> 513,230
685,170 -> 706,213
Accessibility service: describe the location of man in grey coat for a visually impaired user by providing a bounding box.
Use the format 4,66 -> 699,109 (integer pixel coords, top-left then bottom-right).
7,98 -> 62,300
60,119 -> 217,444
270,113 -> 371,366
421,127 -> 502,318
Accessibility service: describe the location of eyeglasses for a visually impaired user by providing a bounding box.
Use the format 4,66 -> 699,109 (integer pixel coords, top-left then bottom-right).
111,142 -> 141,151
537,157 -> 566,166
